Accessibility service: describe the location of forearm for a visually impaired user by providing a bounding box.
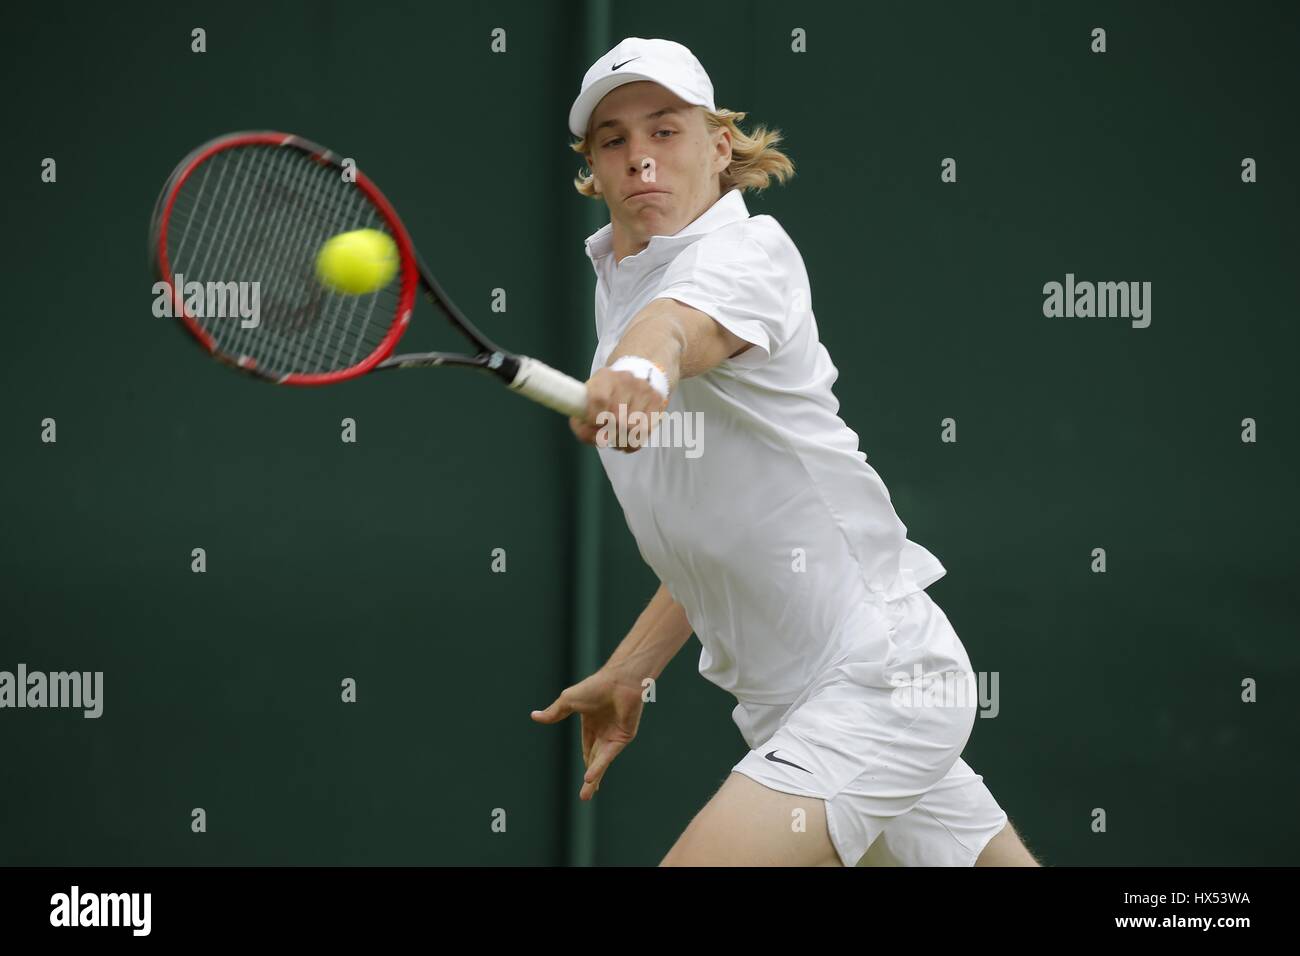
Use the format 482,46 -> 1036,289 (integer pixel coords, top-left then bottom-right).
604,582 -> 694,682
606,297 -> 750,390
607,301 -> 688,392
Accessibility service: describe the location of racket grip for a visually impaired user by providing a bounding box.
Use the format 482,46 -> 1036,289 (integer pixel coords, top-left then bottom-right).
508,355 -> 589,419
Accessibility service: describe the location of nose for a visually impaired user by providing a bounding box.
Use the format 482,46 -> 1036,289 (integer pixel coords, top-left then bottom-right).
616,132 -> 658,174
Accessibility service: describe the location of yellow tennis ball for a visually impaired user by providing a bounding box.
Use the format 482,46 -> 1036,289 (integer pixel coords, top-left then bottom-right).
314,228 -> 398,295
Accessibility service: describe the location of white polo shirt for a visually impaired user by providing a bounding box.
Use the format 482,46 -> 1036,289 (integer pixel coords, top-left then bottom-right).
586,188 -> 946,704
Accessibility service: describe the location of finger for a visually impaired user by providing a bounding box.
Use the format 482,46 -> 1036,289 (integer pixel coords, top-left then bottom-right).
530,697 -> 574,723
618,379 -> 665,413
611,392 -> 664,450
617,407 -> 653,452
582,383 -> 614,427
576,396 -> 614,445
569,418 -> 598,444
583,738 -> 626,788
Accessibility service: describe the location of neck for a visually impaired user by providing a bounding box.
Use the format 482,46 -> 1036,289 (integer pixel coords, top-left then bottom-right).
612,228 -> 647,265
610,187 -> 723,264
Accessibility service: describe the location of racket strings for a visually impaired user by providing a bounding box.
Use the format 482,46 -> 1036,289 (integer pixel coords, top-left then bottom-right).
164,143 -> 403,378
173,145 -> 393,374
175,146 -> 380,363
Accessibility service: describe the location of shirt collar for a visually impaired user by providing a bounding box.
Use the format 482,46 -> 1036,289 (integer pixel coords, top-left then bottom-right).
583,188 -> 750,267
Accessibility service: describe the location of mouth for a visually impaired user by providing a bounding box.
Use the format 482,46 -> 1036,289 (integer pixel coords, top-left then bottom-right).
627,189 -> 668,199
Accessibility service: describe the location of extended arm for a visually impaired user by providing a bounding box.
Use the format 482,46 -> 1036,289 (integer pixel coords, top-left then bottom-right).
571,297 -> 754,450
608,296 -> 754,394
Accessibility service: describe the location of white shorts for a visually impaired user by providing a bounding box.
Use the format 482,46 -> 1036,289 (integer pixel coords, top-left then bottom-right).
731,588 -> 1008,867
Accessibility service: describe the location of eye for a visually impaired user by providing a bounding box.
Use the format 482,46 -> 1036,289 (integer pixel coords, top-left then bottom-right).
601,137 -> 624,148
654,129 -> 675,138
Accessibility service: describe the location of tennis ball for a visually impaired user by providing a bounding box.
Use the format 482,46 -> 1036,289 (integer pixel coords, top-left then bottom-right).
315,228 -> 399,295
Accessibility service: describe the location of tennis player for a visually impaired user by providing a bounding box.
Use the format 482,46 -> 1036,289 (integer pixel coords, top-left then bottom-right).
532,37 -> 1039,867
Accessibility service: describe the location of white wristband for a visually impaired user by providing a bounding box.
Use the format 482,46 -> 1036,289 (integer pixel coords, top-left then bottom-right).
609,355 -> 670,401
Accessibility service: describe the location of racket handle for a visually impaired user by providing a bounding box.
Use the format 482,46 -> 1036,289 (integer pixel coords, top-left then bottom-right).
508,355 -> 589,419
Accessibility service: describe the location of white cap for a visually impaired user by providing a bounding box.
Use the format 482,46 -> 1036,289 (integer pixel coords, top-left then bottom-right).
568,37 -> 716,139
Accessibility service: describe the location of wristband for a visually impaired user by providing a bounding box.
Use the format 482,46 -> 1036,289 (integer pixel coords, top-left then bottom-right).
609,355 -> 670,402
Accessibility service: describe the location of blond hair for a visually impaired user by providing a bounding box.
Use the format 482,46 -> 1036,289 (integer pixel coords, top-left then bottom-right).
570,107 -> 794,198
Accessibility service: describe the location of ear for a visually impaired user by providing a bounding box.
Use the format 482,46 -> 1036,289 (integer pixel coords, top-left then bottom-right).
714,128 -> 732,174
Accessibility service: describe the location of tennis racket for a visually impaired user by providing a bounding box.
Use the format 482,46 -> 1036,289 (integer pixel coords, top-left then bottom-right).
148,130 -> 589,418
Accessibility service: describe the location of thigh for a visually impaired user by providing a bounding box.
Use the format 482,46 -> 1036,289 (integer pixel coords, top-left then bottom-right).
975,820 -> 1039,866
660,772 -> 841,867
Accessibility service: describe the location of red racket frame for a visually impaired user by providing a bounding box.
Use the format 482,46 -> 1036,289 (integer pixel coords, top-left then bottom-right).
152,131 -> 420,385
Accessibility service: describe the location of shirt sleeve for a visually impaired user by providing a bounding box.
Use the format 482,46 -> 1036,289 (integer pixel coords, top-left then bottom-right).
652,232 -> 791,371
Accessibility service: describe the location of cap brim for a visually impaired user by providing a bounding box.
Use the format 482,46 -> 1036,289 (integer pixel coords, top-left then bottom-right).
568,72 -> 700,139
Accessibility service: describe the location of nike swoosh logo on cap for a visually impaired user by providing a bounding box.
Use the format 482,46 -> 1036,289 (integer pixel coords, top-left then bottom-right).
765,750 -> 813,774
611,57 -> 640,70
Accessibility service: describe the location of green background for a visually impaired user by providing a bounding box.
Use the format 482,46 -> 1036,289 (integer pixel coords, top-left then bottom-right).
1,0 -> 1295,866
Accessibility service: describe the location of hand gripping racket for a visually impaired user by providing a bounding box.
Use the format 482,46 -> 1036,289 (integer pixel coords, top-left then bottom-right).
148,130 -> 589,418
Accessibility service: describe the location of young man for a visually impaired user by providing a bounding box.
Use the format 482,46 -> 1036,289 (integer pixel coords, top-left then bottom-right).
532,37 -> 1039,867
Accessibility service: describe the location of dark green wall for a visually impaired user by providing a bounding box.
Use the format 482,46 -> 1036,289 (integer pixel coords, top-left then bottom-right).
592,1 -> 1300,866
1,1 -> 1296,866
2,0 -> 588,865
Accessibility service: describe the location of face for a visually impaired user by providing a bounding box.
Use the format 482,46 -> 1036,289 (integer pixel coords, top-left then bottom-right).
585,82 -> 731,245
